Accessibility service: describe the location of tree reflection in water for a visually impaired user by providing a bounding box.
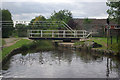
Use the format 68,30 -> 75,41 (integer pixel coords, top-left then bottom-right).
2,46 -> 120,78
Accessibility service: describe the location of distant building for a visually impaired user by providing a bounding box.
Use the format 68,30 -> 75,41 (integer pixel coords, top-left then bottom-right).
73,18 -> 117,31
73,18 -> 117,37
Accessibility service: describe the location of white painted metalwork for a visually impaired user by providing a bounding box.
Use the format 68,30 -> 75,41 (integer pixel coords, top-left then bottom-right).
1,21 -> 93,38
62,21 -> 74,32
28,30 -> 91,38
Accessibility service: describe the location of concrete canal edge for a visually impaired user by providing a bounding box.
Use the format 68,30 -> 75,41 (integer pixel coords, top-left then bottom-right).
1,47 -> 22,66
1,40 -> 119,65
1,38 -> 32,65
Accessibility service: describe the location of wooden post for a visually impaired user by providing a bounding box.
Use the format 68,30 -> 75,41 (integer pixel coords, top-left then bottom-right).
41,30 -> 42,37
107,25 -> 109,49
110,35 -> 112,49
110,30 -> 112,49
110,30 -> 112,45
106,18 -> 110,49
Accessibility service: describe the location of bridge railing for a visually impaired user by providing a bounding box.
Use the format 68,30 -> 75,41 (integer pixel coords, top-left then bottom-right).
28,30 -> 88,38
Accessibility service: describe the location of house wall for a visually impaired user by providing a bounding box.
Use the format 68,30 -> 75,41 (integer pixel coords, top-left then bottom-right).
73,18 -> 116,37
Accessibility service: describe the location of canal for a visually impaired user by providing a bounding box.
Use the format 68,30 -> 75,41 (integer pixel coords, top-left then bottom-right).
2,47 -> 120,78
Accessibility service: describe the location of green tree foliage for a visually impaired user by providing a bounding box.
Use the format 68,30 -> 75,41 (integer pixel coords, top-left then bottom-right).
2,9 -> 14,38
34,15 -> 46,22
0,9 -> 2,20
50,10 -> 76,29
29,15 -> 46,29
15,24 -> 27,37
106,1 -> 120,53
106,1 -> 120,24
50,10 -> 72,23
29,10 -> 75,30
29,19 -> 35,26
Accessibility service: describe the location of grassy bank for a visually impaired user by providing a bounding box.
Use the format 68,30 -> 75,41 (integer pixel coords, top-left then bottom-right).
1,39 -> 54,62
1,39 -> 31,61
2,39 -> 6,46
74,41 -> 85,46
90,37 -> 107,49
21,40 -> 54,52
74,37 -> 119,53
91,37 -> 119,52
0,39 -> 5,46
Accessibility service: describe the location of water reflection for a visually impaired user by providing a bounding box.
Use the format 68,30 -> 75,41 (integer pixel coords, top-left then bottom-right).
2,47 -> 120,78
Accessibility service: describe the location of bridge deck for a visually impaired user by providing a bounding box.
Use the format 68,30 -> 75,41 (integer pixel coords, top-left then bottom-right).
29,37 -> 81,40
28,30 -> 91,40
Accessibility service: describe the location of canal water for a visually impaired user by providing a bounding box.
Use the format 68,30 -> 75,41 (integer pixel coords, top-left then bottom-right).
2,47 -> 120,78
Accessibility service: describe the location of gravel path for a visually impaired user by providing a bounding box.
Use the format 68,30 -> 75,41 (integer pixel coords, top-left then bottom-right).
3,38 -> 21,47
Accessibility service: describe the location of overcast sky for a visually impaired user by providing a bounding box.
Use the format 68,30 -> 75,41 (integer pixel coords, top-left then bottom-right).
2,0 -> 109,21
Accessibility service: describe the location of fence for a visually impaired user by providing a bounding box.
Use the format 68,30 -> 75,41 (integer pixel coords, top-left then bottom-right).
28,30 -> 91,38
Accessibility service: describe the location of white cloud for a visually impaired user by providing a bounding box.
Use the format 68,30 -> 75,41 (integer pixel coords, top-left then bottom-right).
2,0 -> 107,2
72,10 -> 87,17
2,0 -> 72,3
3,2 -> 109,21
13,13 -> 40,21
13,12 -> 52,21
88,13 -> 109,19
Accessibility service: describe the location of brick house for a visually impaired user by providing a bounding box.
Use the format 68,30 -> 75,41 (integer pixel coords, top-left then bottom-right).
73,18 -> 117,36
73,18 -> 117,30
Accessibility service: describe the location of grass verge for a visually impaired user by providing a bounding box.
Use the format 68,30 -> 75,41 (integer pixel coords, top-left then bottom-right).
1,39 -> 31,61
90,37 -> 119,52
74,37 -> 119,53
1,39 -> 54,62
2,39 -> 6,46
21,40 -> 54,53
90,37 -> 107,50
74,41 -> 85,46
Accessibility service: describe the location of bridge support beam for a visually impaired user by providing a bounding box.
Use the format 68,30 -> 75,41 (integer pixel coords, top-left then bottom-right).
63,39 -> 71,42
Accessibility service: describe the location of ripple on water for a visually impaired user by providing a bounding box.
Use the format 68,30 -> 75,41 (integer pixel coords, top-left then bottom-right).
2,48 -> 120,78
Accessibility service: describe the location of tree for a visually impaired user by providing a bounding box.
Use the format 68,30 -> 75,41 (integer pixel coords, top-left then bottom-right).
33,15 -> 46,23
50,10 -> 72,23
50,10 -> 76,29
106,1 -> 120,53
106,1 -> 120,24
29,15 -> 46,29
29,10 -> 76,30
2,9 -> 14,38
15,24 -> 27,37
0,9 -> 1,20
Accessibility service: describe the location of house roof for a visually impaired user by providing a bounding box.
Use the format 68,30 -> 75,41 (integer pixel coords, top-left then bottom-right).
73,18 -> 116,26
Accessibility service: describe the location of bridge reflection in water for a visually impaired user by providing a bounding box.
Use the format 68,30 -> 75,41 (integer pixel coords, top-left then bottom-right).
2,47 -> 120,78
